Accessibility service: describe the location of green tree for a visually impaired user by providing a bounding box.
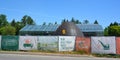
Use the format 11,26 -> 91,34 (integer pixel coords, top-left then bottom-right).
109,22 -> 119,26
76,20 -> 81,24
104,21 -> 120,36
0,14 -> 8,27
113,22 -> 119,26
48,23 -> 52,25
66,20 -> 69,22
21,15 -> 27,26
10,19 -> 23,35
21,15 -> 35,26
108,26 -> 120,36
15,21 -> 23,35
83,20 -> 89,24
43,22 -> 46,25
11,19 -> 16,27
61,19 -> 66,24
110,23 -> 113,26
0,25 -> 16,35
55,22 -> 57,24
104,27 -> 108,36
27,16 -> 35,25
94,20 -> 99,24
71,17 -> 75,23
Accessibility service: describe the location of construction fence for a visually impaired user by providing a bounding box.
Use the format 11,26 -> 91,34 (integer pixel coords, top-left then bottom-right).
0,35 -> 120,54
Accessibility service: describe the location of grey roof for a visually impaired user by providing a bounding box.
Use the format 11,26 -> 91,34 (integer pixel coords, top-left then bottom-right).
20,24 -> 60,32
20,24 -> 103,32
76,24 -> 103,32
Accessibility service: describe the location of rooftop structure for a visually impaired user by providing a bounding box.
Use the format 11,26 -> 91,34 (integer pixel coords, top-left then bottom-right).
19,23 -> 103,36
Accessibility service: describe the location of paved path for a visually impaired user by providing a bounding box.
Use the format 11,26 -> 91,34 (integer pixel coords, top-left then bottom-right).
0,54 -> 119,60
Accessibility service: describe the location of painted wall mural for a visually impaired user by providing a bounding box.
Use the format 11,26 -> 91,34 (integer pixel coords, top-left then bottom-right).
91,36 -> 116,54
75,37 -> 90,54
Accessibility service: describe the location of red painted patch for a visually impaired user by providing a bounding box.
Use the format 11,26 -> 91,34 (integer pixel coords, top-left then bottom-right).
75,37 -> 91,54
25,39 -> 30,44
116,37 -> 120,54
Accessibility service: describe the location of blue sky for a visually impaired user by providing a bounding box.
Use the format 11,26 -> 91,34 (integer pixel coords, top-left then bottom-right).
0,0 -> 120,28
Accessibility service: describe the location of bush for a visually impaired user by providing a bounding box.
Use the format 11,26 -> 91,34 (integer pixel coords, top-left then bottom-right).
0,25 -> 16,35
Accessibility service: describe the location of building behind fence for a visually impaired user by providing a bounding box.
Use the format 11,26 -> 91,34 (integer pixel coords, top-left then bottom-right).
19,22 -> 103,37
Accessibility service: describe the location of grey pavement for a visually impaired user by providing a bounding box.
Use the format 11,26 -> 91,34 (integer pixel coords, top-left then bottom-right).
0,51 -> 119,60
0,54 -> 119,60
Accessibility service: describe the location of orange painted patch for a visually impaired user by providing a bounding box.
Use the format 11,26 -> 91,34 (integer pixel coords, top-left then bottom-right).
75,37 -> 91,54
116,37 -> 120,54
62,29 -> 66,34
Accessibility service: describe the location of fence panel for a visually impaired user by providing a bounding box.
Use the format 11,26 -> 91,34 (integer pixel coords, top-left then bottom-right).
116,37 -> 120,54
1,36 -> 19,51
0,36 -> 1,49
38,36 -> 58,51
91,36 -> 116,54
75,37 -> 90,54
59,36 -> 75,51
19,36 -> 37,50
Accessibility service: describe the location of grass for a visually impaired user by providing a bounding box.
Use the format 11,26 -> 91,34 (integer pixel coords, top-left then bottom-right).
26,50 -> 90,55
92,54 -> 120,58
23,50 -> 120,58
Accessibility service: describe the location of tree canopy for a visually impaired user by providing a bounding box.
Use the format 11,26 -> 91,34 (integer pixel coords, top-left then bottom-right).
0,14 -> 8,27
0,25 -> 16,35
108,26 -> 120,36
21,15 -> 35,26
104,22 -> 120,36
0,14 -> 36,35
83,20 -> 89,24
11,19 -> 16,27
94,20 -> 99,24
